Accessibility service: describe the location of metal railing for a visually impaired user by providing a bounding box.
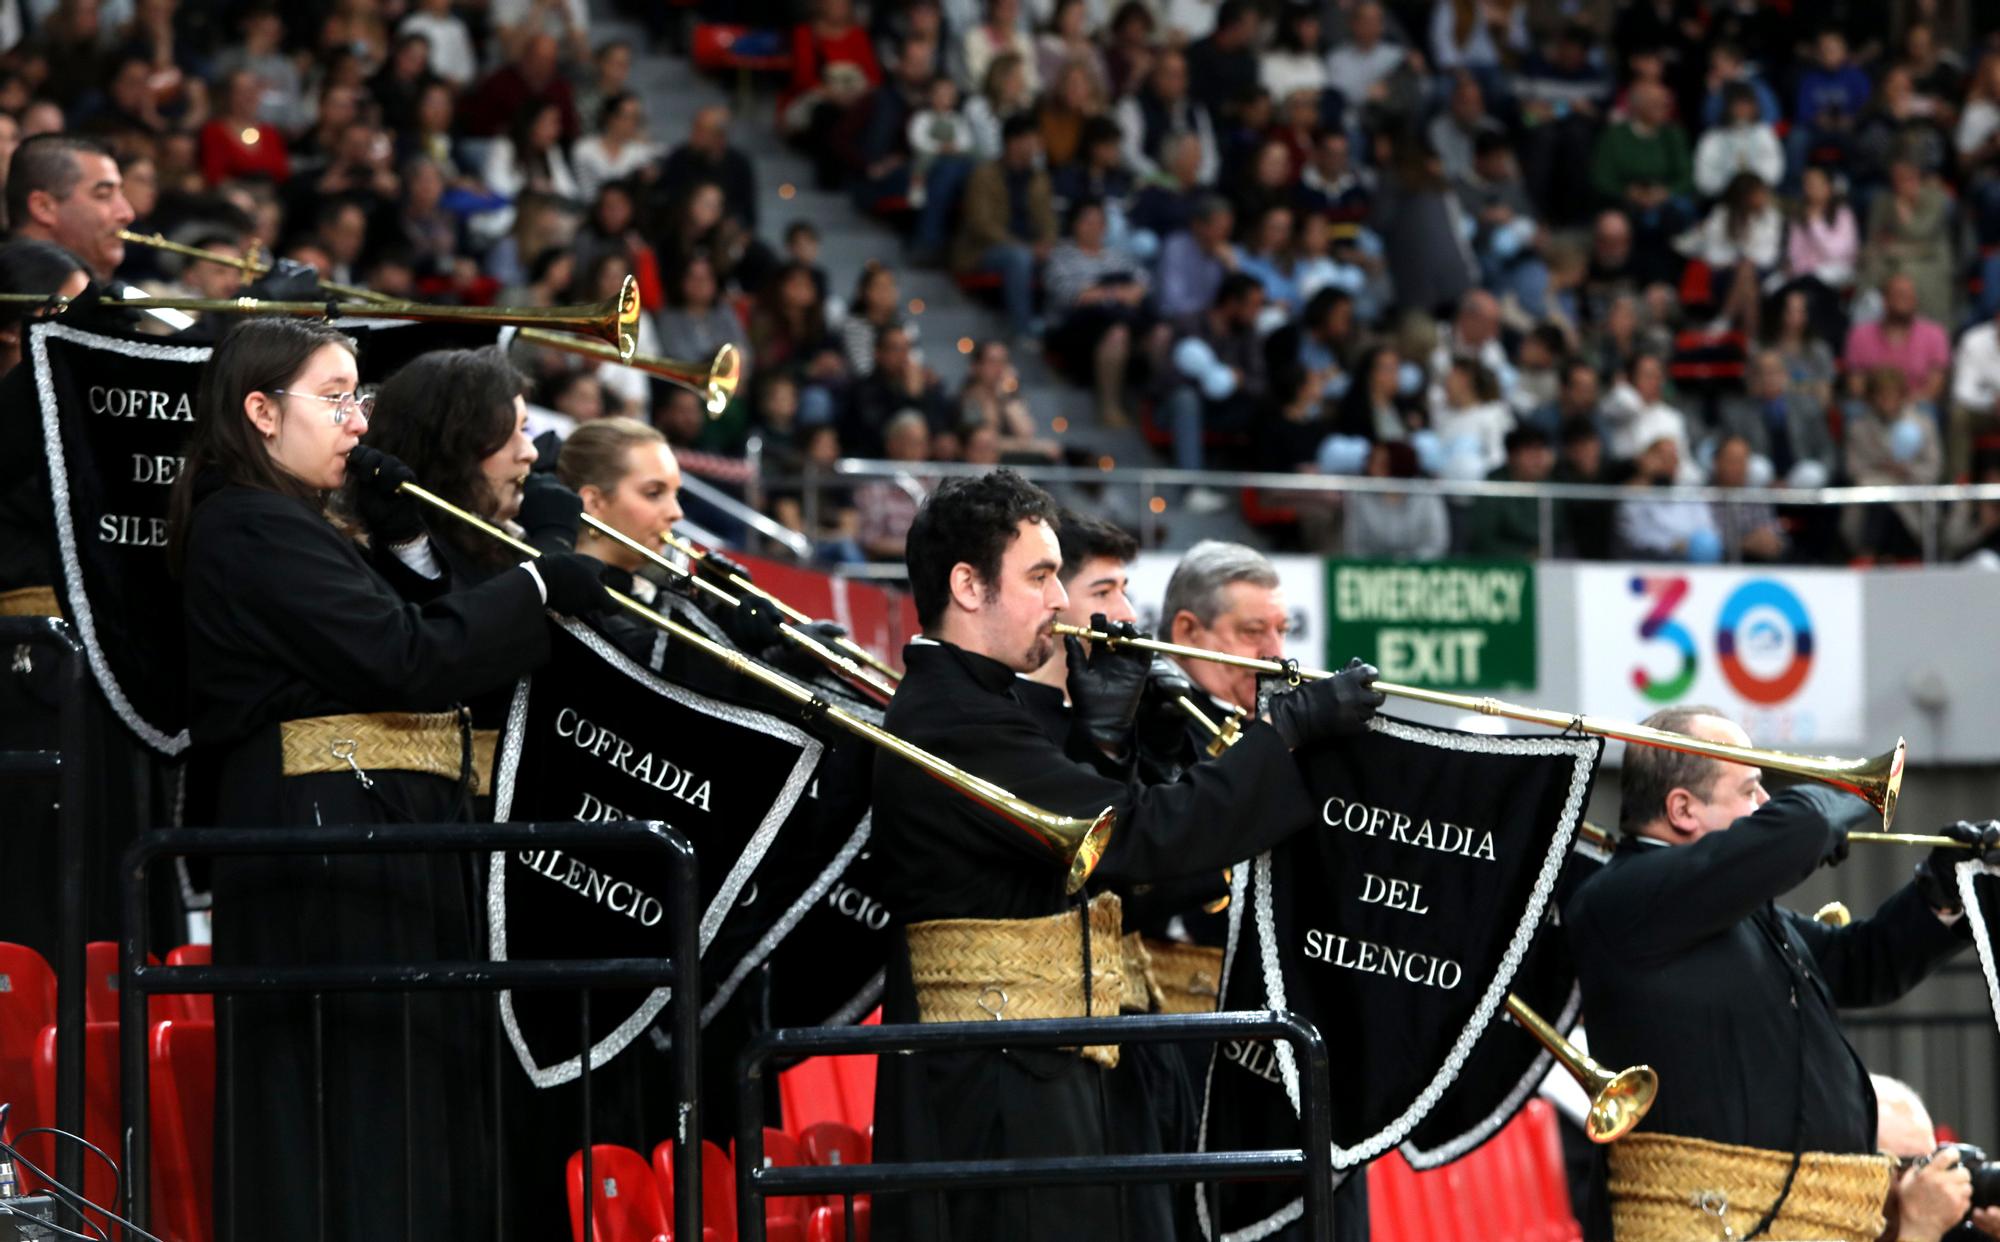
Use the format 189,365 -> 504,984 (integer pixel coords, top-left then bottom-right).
682,471 -> 814,560
0,617 -> 90,1199
118,819 -> 701,1242
797,459 -> 2000,563
735,1010 -> 1337,1242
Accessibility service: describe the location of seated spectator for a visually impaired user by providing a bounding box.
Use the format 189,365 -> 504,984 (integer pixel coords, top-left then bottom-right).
476,101 -> 581,241
576,40 -> 635,131
1371,139 -> 1477,316
965,51 -> 1034,162
371,33 -> 437,135
1603,352 -> 1693,472
1036,0 -> 1108,97
848,324 -> 954,455
1327,0 -> 1423,136
1050,115 -> 1136,231
1298,129 -> 1374,223
1257,360 -> 1335,472
958,339 -> 1061,459
1590,81 -> 1693,283
783,0 -> 883,187
1952,302 -> 2000,480
749,259 -> 849,425
1716,350 -> 1838,486
1697,42 -> 1780,130
1228,137 -> 1302,243
1515,23 -> 1610,228
1770,287 -> 1838,407
1428,71 -> 1493,186
1045,198 -> 1149,425
659,255 -> 754,390
1429,289 -> 1517,407
388,156 -> 467,283
573,180 -> 665,308
1709,433 -> 1789,562
460,33 -> 580,142
1858,161 -> 1954,327
1460,425 -> 1557,559
1534,356 -> 1606,440
201,69 -> 289,186
1239,203 -> 1311,316
963,0 -> 1039,97
658,179 -> 771,295
575,251 -> 663,417
1165,271 -> 1267,504
399,0 -> 477,87
1260,6 -> 1327,105
1782,165 -> 1857,333
1555,414 -> 1613,558
1845,366 -> 1943,558
910,76 -> 977,196
1693,82 -> 1782,200
491,0 -> 590,66
572,92 -> 660,203
1960,55 -> 2000,256
1430,357 -> 1514,478
1264,286 -> 1359,400
1843,272 -> 1950,416
1100,0 -> 1157,100
850,38 -> 973,265
1676,172 -> 1781,337
1457,129 -> 1548,318
1852,65 -> 1950,191
854,410 -> 934,559
1509,323 -> 1566,420
1115,50 -> 1218,185
216,8 -> 310,134
839,262 -> 914,376
1331,343 -> 1420,446
1429,0 -> 1526,82
1787,29 -> 1869,179
1615,417 -> 1718,560
1345,440 -> 1448,559
1185,0 -> 1261,120
658,105 -> 758,234
951,113 -> 1055,340
399,80 -> 462,172
1036,60 -> 1103,171
1943,450 -> 2000,562
1154,194 -> 1237,327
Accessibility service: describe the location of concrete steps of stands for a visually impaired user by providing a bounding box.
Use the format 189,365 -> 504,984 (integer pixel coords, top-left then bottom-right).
604,8 -> 1262,549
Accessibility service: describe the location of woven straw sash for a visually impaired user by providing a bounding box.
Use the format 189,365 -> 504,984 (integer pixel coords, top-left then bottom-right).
1141,938 -> 1224,1014
1607,1132 -> 1891,1242
906,892 -> 1129,1067
279,711 -> 467,784
0,586 -> 59,618
470,728 -> 500,799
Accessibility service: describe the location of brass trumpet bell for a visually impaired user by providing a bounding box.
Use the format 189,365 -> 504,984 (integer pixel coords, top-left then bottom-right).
1505,995 -> 1658,1143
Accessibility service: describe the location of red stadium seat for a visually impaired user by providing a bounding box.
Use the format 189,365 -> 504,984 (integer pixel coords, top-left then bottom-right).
567,1144 -> 672,1242
778,1013 -> 877,1135
1366,1151 -> 1430,1242
1516,1100 -> 1582,1242
805,1200 -> 871,1242
797,1121 -> 869,1169
650,1139 -> 738,1242
690,25 -> 793,74
29,1022 -> 121,1239
149,1018 -> 215,1242
733,1126 -> 820,1230
0,943 -> 55,1133
162,945 -> 213,1024
83,940 -> 161,1024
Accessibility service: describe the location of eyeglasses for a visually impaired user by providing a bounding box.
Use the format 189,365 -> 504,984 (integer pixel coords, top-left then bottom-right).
269,388 -> 375,426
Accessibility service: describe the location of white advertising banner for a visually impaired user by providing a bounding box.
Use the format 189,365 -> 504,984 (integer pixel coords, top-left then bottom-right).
1129,551 -> 1326,666
1571,565 -> 1863,747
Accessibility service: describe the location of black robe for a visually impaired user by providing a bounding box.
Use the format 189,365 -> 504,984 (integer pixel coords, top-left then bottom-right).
1564,785 -> 1968,1156
870,640 -> 1318,1242
181,482 -> 550,1241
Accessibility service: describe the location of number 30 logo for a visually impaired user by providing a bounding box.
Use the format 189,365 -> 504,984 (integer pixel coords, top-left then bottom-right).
1629,576 -> 1814,706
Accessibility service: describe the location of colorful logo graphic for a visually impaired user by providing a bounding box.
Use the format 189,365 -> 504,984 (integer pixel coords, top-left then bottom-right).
1628,575 -> 1814,705
1629,576 -> 1697,702
1715,579 -> 1813,703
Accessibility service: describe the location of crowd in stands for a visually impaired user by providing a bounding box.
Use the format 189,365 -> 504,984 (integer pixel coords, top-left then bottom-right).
13,0 -> 2000,567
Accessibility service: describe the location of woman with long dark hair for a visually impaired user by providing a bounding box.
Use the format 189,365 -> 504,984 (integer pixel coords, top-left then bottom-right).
168,319 -> 609,1241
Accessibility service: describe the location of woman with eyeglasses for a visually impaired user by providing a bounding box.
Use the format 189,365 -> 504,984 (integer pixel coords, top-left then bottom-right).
166,318 -> 610,1242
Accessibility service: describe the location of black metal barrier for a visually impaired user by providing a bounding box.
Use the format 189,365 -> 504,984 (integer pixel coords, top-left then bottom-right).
735,1010 -> 1337,1242
0,617 -> 90,1197
117,820 -> 702,1242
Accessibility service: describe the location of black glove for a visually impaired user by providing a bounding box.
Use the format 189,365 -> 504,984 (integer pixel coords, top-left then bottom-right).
723,594 -> 787,653
702,549 -> 753,583
535,552 -> 615,615
1915,820 -> 2000,912
1137,655 -> 1202,756
1064,614 -> 1150,755
246,257 -> 326,302
345,444 -> 427,545
1266,658 -> 1384,749
772,618 -> 851,679
518,472 -> 583,553
531,429 -> 564,474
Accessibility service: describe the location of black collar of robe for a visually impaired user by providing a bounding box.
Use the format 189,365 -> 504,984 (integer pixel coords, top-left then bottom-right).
902,639 -> 1023,696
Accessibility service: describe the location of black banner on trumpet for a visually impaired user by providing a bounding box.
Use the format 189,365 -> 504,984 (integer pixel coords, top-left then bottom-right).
490,619 -> 823,1086
15,318 -> 504,754
1197,715 -> 1600,1240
